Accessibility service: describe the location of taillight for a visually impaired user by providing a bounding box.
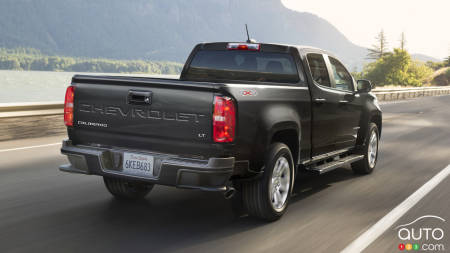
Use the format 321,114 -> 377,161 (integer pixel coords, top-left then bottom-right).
64,86 -> 75,126
227,43 -> 260,51
213,96 -> 236,143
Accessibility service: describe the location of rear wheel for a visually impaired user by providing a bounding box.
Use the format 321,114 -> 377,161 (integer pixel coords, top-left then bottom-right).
242,143 -> 294,221
103,177 -> 153,200
352,123 -> 379,174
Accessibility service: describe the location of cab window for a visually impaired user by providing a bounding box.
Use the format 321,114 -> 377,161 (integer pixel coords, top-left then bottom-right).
184,50 -> 300,84
306,53 -> 331,87
328,57 -> 354,92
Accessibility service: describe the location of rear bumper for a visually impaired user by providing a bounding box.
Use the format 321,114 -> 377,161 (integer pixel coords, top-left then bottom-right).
59,140 -> 235,191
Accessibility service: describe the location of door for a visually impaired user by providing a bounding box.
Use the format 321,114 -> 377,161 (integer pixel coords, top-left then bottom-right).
326,56 -> 363,150
306,53 -> 362,156
306,53 -> 342,156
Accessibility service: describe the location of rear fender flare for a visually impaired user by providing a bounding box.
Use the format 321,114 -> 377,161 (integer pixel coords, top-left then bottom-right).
253,105 -> 301,172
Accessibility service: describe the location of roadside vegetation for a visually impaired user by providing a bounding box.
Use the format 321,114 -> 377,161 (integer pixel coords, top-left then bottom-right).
429,67 -> 450,86
0,48 -> 183,74
353,31 -> 450,87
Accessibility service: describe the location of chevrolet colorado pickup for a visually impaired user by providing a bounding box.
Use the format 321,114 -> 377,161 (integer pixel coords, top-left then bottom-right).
60,42 -> 382,221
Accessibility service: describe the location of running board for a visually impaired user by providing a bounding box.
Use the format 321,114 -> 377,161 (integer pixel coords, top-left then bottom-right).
308,155 -> 364,174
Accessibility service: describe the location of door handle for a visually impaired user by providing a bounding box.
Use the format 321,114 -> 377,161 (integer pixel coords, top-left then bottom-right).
339,100 -> 349,104
127,90 -> 153,105
314,98 -> 326,103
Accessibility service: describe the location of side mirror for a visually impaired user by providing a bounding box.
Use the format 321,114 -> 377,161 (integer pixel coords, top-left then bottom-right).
357,79 -> 372,93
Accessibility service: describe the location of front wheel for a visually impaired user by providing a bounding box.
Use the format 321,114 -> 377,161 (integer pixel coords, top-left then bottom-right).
242,143 -> 294,221
352,123 -> 379,174
103,177 -> 154,200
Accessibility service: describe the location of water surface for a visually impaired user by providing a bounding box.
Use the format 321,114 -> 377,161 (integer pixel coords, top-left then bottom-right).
0,70 -> 177,103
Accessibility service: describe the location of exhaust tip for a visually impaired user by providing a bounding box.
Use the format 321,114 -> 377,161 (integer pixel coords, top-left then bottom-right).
223,186 -> 236,199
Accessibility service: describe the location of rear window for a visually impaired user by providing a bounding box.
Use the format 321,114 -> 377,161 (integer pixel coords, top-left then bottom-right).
183,50 -> 300,83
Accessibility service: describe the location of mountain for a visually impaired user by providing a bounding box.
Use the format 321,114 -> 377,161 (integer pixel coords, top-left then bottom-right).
412,53 -> 440,63
1,0 -> 370,69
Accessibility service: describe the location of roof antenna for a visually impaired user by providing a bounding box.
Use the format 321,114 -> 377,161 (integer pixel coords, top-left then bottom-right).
245,24 -> 256,43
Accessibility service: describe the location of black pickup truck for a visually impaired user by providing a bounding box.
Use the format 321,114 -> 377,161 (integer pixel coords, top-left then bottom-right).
60,42 -> 382,221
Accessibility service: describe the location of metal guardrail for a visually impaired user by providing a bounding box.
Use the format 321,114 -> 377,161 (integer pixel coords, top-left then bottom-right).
373,86 -> 450,92
0,101 -> 63,112
0,86 -> 449,118
0,101 -> 63,118
373,86 -> 450,101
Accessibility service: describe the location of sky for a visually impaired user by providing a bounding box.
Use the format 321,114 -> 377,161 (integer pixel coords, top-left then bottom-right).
281,0 -> 450,60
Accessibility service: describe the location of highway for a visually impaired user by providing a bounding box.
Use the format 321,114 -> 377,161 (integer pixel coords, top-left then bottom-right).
0,95 -> 449,253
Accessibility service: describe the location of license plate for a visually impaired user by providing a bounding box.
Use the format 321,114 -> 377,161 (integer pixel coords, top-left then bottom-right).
122,152 -> 154,177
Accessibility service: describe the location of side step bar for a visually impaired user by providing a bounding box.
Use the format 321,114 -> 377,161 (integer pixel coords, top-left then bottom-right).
308,154 -> 364,175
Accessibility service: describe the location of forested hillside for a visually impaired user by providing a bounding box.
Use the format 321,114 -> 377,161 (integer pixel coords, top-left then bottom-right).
0,48 -> 182,74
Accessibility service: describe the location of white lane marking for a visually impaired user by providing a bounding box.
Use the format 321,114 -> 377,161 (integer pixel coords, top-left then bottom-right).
0,143 -> 60,153
341,164 -> 450,253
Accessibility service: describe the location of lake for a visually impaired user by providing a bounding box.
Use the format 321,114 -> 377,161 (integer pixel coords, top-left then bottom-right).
0,70 -> 178,104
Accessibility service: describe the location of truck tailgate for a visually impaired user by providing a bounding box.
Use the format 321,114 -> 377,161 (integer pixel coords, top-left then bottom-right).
70,75 -> 222,156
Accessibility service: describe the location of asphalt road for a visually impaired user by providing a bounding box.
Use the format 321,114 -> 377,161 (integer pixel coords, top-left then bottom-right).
0,95 -> 449,253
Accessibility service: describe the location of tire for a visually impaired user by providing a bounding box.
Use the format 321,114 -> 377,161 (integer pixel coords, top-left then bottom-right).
242,143 -> 294,221
352,123 -> 379,174
103,177 -> 154,200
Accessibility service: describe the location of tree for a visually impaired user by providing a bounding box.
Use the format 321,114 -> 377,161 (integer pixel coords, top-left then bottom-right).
363,48 -> 432,86
399,32 -> 406,51
367,30 -> 389,59
445,56 -> 450,67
